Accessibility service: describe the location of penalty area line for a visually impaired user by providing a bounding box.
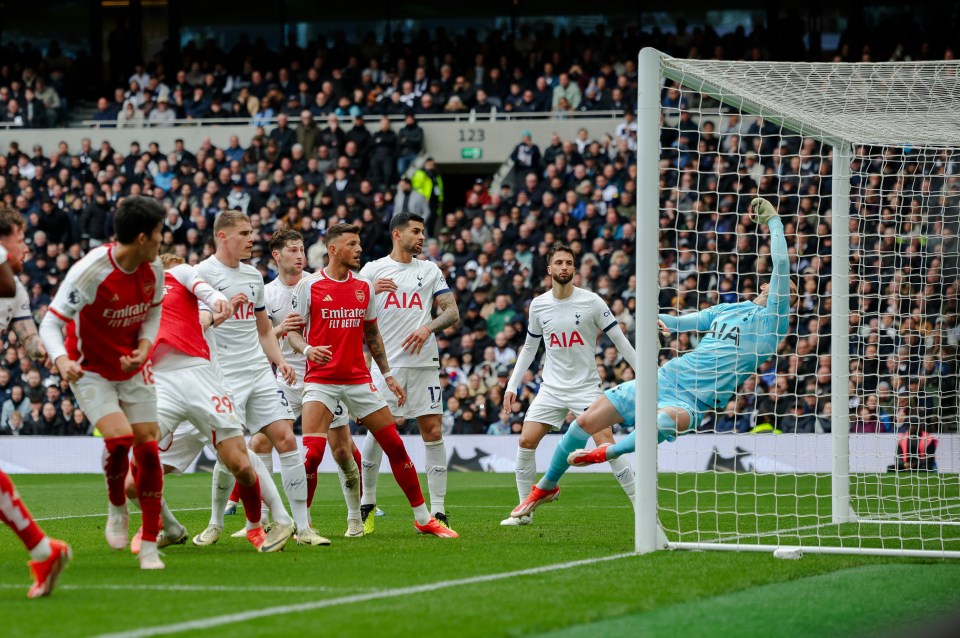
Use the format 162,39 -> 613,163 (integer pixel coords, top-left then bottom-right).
94,552 -> 637,638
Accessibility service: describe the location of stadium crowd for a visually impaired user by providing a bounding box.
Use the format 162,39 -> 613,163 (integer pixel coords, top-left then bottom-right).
656,87 -> 959,434
0,21 -> 954,128
0,27 -> 956,439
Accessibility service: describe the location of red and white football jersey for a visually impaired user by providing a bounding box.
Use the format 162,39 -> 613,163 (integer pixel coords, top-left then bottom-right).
48,245 -> 163,381
151,264 -> 227,370
293,269 -> 377,385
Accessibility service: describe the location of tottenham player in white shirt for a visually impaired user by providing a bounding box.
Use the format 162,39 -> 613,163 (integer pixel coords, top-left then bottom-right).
225,229 -> 361,538
357,211 -> 460,533
501,243 -> 638,526
125,253 -> 296,553
192,211 -> 323,547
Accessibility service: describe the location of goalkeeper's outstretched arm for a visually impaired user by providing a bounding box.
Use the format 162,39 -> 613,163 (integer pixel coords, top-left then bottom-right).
658,309 -> 715,334
752,197 -> 791,318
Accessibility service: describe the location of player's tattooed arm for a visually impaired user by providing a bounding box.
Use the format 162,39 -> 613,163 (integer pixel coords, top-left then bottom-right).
364,320 -> 391,376
426,291 -> 460,334
11,319 -> 45,360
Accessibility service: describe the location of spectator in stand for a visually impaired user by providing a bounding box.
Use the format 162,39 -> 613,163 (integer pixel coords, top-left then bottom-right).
117,100 -> 144,128
91,98 -> 116,127
148,95 -> 176,126
412,157 -> 444,232
396,113 -> 424,176
510,130 -> 541,182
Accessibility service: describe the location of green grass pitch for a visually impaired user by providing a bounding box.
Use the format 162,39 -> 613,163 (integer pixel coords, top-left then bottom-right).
2,472 -> 959,638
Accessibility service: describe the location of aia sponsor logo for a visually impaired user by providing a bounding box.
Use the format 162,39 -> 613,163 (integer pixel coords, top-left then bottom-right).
384,291 -> 423,309
547,331 -> 585,348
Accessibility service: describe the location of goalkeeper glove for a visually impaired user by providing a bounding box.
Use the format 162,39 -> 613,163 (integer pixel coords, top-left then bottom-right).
658,320 -> 670,349
750,197 -> 778,225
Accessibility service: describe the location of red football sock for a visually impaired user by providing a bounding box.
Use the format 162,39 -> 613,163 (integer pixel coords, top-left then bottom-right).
373,424 -> 425,508
0,470 -> 45,552
352,446 -> 364,498
133,441 -> 163,543
238,476 -> 262,525
228,480 -> 242,504
104,435 -> 133,507
303,435 -> 327,508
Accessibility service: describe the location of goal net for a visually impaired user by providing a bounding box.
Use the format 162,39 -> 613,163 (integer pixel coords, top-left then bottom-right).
633,49 -> 960,558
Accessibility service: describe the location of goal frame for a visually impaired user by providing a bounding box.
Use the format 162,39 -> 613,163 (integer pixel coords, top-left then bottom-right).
633,47 -> 960,558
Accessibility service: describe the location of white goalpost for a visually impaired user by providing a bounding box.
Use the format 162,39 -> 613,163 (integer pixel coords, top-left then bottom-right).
634,47 -> 960,558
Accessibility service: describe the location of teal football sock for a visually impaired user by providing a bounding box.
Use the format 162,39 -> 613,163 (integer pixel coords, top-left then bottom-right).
538,422 -> 590,490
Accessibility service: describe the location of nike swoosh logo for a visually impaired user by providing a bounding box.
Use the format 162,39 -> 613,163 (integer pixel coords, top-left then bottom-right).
287,479 -> 305,489
271,307 -> 283,314
217,286 -> 228,291
542,319 -> 551,325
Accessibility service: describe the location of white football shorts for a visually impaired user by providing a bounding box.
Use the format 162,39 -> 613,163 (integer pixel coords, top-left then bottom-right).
370,365 -> 443,420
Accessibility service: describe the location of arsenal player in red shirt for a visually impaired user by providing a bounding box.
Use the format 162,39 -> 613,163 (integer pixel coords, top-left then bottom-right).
288,223 -> 457,538
40,196 -> 167,569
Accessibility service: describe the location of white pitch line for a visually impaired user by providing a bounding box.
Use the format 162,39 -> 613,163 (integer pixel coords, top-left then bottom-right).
0,583 -> 363,593
33,507 -> 209,523
94,552 -> 636,638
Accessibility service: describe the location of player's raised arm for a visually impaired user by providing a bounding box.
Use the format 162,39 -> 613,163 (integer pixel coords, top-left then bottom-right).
751,197 -> 791,318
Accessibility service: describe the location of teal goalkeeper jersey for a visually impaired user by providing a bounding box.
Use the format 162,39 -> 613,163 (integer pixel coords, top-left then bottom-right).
658,217 -> 791,411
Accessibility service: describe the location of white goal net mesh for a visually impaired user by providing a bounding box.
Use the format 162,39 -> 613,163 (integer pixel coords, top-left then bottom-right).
651,56 -> 960,556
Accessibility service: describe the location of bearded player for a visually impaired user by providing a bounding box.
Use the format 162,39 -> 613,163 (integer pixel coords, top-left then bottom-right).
225,230 -> 362,538
513,198 -> 798,518
498,242 -> 638,526
288,223 -> 458,538
358,211 -> 460,533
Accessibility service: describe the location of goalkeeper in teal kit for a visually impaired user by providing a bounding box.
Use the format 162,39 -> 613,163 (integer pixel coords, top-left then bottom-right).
510,198 -> 800,519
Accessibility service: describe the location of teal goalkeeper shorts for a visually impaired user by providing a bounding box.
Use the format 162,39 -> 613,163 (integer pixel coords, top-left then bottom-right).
604,378 -> 703,433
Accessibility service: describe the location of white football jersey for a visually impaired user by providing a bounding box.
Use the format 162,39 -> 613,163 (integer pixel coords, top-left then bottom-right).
265,276 -> 306,378
359,256 -> 448,369
196,256 -> 270,375
0,280 -> 31,332
526,287 -> 617,392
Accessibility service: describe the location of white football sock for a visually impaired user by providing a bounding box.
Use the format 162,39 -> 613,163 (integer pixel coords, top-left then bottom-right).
413,503 -> 431,525
278,449 -> 310,531
256,452 -> 274,523
28,537 -> 51,562
608,455 -> 636,504
424,439 -> 447,515
160,499 -> 182,531
338,460 -> 361,520
209,460 -> 235,528
248,450 -> 291,525
360,433 -> 383,507
515,447 -> 537,501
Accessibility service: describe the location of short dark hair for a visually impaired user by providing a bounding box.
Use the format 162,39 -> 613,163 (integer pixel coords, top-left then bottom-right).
0,204 -> 26,238
114,196 -> 164,244
389,211 -> 425,234
269,229 -> 303,253
324,223 -> 361,246
546,242 -> 574,264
